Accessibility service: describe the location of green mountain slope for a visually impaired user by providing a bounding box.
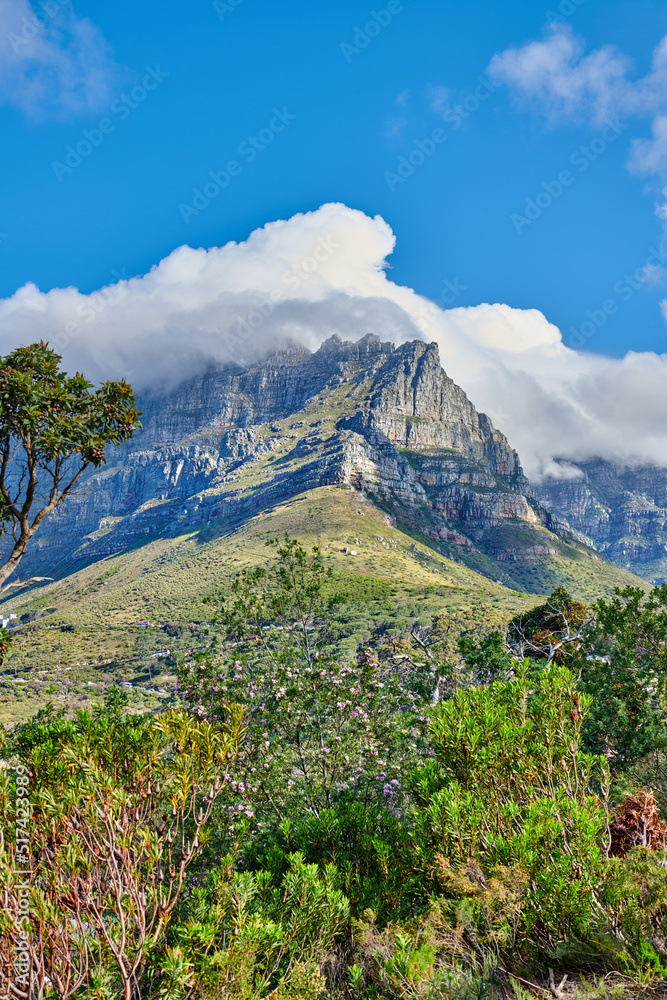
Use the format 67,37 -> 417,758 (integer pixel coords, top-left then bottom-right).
0,484 -> 646,727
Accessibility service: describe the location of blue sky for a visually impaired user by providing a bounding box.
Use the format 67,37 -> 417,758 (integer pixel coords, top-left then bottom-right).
2,0 -> 667,363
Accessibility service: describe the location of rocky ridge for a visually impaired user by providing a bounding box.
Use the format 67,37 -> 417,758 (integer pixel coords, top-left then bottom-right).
535,460 -> 667,583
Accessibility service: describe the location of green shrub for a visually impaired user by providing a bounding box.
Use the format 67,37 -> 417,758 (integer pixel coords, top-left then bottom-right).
158,853 -> 349,999
410,663 -> 611,954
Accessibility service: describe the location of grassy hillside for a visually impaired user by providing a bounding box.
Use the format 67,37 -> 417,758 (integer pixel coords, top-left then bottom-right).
0,484 -> 646,727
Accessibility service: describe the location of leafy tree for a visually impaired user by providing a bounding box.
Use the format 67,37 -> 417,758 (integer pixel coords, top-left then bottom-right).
187,538 -> 432,820
180,536 -> 431,921
577,586 -> 667,773
157,854 -> 349,999
209,533 -> 341,667
179,646 -> 429,839
0,342 -> 140,589
507,585 -> 667,775
457,630 -> 517,685
380,605 -> 516,703
244,797 -> 422,923
1,701 -> 70,760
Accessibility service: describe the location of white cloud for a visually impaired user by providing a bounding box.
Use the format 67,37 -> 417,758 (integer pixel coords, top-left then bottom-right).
488,26 -> 667,177
426,84 -> 451,115
488,26 -> 633,126
630,115 -> 667,176
0,0 -> 121,118
1,203 -> 667,480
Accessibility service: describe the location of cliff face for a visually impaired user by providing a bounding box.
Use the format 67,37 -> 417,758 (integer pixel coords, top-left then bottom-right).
535,460 -> 667,583
16,334 -> 582,592
340,337 -> 525,478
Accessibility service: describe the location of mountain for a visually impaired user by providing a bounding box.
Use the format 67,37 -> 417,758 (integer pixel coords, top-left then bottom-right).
535,460 -> 667,584
14,333 -> 640,598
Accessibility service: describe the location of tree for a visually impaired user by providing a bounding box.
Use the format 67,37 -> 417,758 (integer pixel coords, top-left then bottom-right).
179,536 -> 431,920
577,585 -> 667,773
0,342 -> 140,590
410,663 -> 612,952
210,533 -> 340,667
384,606 -> 501,703
507,587 -> 592,664
183,536 -> 431,826
457,629 -> 517,685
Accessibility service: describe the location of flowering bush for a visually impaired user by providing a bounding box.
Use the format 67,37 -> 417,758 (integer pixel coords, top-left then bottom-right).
178,646 -> 429,830
179,534 -> 432,837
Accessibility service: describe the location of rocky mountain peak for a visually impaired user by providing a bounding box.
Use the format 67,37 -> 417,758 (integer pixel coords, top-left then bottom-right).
317,332 -> 393,359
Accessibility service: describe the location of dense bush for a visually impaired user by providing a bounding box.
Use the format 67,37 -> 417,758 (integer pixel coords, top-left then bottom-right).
410,663 -> 611,952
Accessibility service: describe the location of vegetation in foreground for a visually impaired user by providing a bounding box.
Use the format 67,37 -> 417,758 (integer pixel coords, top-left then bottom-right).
2,535 -> 667,999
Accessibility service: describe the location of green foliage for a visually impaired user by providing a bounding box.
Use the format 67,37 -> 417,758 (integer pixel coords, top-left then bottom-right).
0,625 -> 12,666
179,646 -> 428,832
157,854 -> 348,999
5,539 -> 667,998
210,533 -> 340,664
507,586 -> 591,662
244,799 -> 422,923
2,700 -> 70,759
0,704 -> 245,999
0,340 -> 141,595
352,908 -> 506,1000
411,664 -> 611,950
578,585 -> 667,772
180,534 -> 431,921
457,630 -> 516,684
0,341 -> 140,469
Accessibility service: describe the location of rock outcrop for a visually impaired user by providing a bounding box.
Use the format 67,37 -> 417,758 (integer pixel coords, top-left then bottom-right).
535,460 -> 667,582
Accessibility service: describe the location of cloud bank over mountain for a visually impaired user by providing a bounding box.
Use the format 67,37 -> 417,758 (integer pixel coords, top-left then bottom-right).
1,202 -> 666,479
